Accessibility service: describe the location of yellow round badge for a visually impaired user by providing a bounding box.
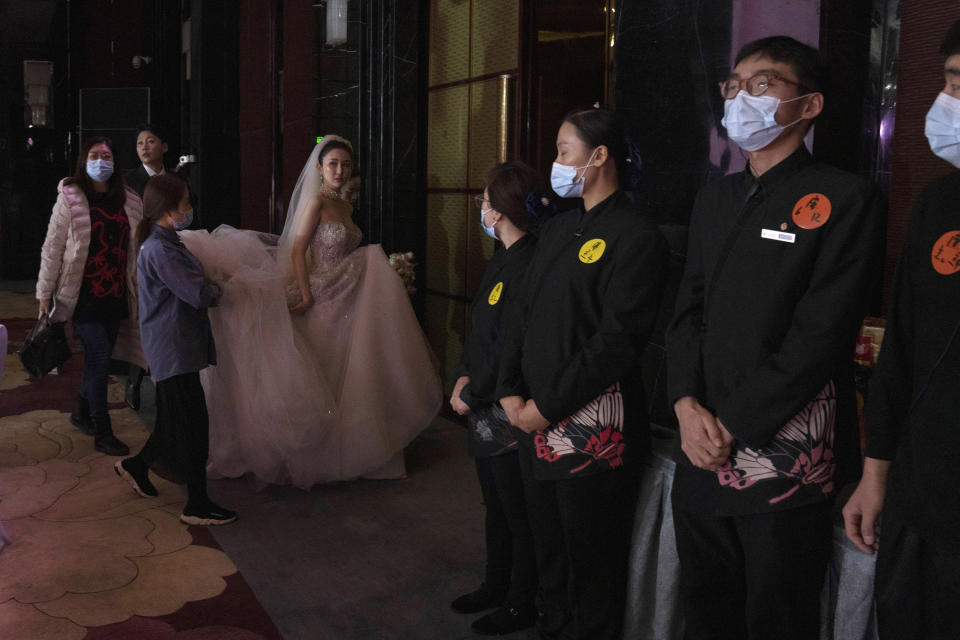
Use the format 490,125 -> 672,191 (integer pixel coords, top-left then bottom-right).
578,238 -> 607,264
488,281 -> 504,305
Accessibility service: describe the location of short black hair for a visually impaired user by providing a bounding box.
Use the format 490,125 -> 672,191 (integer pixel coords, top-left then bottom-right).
135,123 -> 166,142
562,108 -> 628,179
735,36 -> 828,96
941,20 -> 960,56
486,161 -> 552,232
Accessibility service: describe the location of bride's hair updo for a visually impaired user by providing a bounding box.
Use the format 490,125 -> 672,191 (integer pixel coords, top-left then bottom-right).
318,140 -> 353,163
136,173 -> 187,247
486,161 -> 555,232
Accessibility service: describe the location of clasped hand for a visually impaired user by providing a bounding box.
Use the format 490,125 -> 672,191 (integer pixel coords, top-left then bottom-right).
674,396 -> 734,471
499,396 -> 550,433
450,376 -> 471,415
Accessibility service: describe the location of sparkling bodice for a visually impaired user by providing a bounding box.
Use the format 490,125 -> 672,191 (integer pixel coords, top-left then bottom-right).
311,222 -> 363,270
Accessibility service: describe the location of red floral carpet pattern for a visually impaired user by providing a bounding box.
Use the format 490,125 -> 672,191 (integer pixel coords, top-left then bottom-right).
1,291 -> 281,640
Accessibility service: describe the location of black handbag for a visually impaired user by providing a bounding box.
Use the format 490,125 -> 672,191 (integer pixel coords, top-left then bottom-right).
18,313 -> 71,378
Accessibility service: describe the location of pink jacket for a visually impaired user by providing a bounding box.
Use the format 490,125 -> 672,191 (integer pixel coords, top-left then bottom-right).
36,179 -> 147,369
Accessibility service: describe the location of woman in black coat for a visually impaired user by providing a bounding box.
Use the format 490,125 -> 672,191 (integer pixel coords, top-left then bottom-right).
497,109 -> 667,640
450,161 -> 553,636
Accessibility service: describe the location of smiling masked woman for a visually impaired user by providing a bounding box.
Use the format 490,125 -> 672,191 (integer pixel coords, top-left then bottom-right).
177,136 -> 442,488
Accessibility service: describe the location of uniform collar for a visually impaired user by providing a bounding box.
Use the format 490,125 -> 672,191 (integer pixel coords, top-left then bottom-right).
747,145 -> 814,190
583,189 -> 624,216
503,232 -> 533,255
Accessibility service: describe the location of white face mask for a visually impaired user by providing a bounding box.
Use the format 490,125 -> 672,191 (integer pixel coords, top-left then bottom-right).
174,208 -> 194,231
480,208 -> 497,239
721,90 -> 806,152
925,92 -> 960,168
550,148 -> 599,198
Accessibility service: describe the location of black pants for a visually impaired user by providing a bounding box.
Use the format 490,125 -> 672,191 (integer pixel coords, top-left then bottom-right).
135,372 -> 209,487
875,514 -> 960,640
671,498 -> 833,640
475,451 -> 537,608
519,448 -> 639,640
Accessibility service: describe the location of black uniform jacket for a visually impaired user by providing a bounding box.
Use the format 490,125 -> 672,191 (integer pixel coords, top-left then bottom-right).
865,170 -> 960,545
497,190 -> 667,480
667,146 -> 883,515
125,165 -> 152,198
456,234 -> 537,457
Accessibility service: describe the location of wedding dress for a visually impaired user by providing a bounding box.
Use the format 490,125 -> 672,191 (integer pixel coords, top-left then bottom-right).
179,137 -> 442,488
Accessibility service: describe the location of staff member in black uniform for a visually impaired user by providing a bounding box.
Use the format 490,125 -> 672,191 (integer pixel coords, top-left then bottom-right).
125,124 -> 169,198
843,20 -> 960,640
666,36 -> 883,640
123,123 -> 171,411
497,109 -> 667,640
449,161 -> 551,636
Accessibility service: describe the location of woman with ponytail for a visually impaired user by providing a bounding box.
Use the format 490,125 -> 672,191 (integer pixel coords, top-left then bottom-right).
497,108 -> 668,639
116,173 -> 235,526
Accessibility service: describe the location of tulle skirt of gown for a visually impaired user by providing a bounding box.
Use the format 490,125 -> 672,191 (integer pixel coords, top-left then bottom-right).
180,227 -> 442,488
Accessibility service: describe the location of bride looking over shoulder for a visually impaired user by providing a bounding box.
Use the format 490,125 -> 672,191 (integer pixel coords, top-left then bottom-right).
180,135 -> 442,488
287,138 -> 361,313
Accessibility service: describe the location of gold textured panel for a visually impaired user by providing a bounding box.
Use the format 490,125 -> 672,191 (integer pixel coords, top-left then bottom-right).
425,294 -> 467,391
427,85 -> 469,189
471,0 -> 519,77
468,77 -> 503,189
429,0 -> 470,86
426,193 -> 468,297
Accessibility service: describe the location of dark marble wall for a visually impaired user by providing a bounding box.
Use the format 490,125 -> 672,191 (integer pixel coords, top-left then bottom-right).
188,1 -> 240,230
317,0 -> 426,312
614,0 -> 733,227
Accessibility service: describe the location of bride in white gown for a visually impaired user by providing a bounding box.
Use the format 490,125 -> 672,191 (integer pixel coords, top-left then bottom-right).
180,136 -> 442,488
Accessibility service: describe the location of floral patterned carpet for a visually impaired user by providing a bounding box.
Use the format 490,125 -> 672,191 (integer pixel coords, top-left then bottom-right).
0,291 -> 281,640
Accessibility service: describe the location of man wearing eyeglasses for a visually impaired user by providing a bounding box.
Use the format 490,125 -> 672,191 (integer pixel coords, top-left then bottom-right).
666,36 -> 883,639
842,21 -> 960,640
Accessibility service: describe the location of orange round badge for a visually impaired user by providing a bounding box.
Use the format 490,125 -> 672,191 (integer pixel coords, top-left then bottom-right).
931,230 -> 960,275
792,193 -> 832,229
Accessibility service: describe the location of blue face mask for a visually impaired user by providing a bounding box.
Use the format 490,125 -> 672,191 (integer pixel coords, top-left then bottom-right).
174,208 -> 194,231
86,159 -> 114,182
480,208 -> 497,239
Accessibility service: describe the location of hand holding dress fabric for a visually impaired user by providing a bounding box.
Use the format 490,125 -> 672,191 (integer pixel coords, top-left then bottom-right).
178,137 -> 442,487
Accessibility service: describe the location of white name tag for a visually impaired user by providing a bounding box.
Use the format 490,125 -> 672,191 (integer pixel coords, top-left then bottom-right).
761,228 -> 796,244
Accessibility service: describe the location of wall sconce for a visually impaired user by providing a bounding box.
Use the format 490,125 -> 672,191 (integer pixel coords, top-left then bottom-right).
326,0 -> 347,47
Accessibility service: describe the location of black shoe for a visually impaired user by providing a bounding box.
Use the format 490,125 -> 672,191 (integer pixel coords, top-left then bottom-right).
471,605 -> 537,636
91,414 -> 130,456
124,379 -> 141,411
451,583 -> 506,614
181,501 -> 237,526
70,394 -> 94,435
114,459 -> 158,498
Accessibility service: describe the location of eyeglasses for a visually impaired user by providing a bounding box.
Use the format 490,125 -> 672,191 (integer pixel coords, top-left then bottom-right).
719,71 -> 812,100
473,195 -> 489,209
